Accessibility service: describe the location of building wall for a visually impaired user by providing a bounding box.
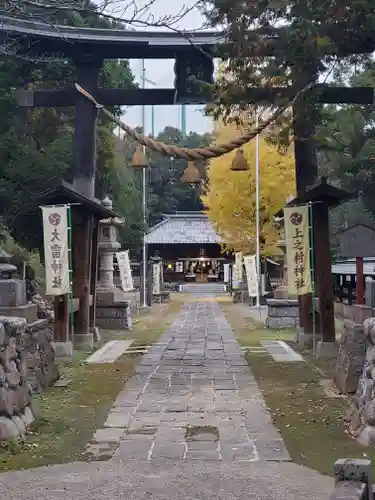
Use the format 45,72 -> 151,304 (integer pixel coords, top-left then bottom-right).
148,243 -> 230,261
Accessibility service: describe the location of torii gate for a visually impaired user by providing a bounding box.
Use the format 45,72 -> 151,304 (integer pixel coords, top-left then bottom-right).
1,16 -> 374,348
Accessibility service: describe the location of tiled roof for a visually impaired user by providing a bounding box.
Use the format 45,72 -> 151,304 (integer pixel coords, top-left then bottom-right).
145,212 -> 223,245
332,257 -> 375,275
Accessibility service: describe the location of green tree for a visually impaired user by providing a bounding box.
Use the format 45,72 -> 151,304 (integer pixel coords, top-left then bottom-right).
110,126 -> 213,252
307,61 -> 375,255
146,126 -> 212,224
0,4 -> 136,249
202,0 -> 375,146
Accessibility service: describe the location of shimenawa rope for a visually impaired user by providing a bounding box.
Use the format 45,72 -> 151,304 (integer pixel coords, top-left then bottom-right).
74,83 -> 313,161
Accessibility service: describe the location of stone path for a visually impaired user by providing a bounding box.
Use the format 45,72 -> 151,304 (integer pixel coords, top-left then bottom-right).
89,300 -> 291,462
0,299 -> 334,500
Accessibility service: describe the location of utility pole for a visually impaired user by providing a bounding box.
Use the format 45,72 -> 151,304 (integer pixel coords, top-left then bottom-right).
141,59 -> 147,307
139,66 -> 157,307
255,111 -> 261,308
181,104 -> 186,137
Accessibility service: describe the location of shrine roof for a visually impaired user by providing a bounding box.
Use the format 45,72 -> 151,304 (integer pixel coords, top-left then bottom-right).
334,223 -> 375,236
332,257 -> 375,275
275,178 -> 354,217
0,16 -> 222,59
145,212 -> 223,245
287,177 -> 353,208
19,180 -> 117,219
2,16 -> 375,60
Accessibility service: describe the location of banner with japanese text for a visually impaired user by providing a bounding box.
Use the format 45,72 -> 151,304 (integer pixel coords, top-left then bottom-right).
223,263 -> 230,283
41,206 -> 70,296
116,250 -> 134,292
284,205 -> 312,295
152,263 -> 161,295
234,252 -> 243,284
243,255 -> 258,297
232,264 -> 238,289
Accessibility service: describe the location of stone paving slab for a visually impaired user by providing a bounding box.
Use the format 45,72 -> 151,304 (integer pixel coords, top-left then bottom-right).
261,340 -> 304,362
85,300 -> 291,463
85,340 -> 134,364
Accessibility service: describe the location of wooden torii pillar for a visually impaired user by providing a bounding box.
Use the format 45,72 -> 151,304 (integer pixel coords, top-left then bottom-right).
18,54 -> 104,346
70,55 -> 102,345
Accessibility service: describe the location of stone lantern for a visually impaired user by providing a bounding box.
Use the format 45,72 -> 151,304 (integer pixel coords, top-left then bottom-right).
96,196 -> 132,330
97,196 -> 124,295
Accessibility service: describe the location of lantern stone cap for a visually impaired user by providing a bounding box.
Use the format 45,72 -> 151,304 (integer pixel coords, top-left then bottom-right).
99,216 -> 125,226
101,195 -> 113,210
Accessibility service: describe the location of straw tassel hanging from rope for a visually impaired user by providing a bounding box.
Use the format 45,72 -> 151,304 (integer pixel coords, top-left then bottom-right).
131,146 -> 149,168
230,147 -> 249,171
181,161 -> 202,184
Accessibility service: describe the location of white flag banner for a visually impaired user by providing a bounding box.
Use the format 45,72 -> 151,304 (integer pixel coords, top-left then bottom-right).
116,250 -> 134,292
244,255 -> 258,297
41,206 -> 70,296
159,261 -> 164,285
232,264 -> 238,289
152,263 -> 161,295
234,252 -> 243,283
223,263 -> 230,283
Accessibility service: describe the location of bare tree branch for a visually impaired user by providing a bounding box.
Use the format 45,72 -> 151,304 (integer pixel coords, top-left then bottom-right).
3,0 -> 207,32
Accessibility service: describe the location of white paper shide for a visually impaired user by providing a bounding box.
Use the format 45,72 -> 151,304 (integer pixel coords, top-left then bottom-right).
41,206 -> 70,296
116,250 -> 134,292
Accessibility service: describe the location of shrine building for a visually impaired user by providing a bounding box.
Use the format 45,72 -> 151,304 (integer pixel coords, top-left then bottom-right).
145,212 -> 232,283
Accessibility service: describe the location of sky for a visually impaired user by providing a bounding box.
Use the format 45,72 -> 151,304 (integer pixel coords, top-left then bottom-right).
119,0 -> 214,136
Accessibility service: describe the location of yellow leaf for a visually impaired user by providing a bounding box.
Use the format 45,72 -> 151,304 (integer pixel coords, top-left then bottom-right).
202,120 -> 295,256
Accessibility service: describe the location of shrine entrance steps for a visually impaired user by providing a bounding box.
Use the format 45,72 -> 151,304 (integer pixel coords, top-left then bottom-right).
179,283 -> 227,295
88,300 -> 291,462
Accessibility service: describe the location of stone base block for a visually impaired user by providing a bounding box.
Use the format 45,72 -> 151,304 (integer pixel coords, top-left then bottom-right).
96,317 -> 128,329
334,458 -> 371,490
0,303 -> 37,323
73,333 -> 94,348
296,329 -> 321,348
316,340 -> 339,359
96,304 -> 132,330
96,289 -> 128,306
266,298 -> 299,330
273,287 -> 291,299
52,341 -> 74,358
0,279 -> 27,307
266,317 -> 298,329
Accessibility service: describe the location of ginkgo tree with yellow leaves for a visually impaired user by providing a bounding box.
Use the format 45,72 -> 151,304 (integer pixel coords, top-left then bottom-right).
202,122 -> 296,257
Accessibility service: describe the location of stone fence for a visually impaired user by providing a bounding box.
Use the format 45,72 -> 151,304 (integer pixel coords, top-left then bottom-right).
0,313 -> 58,440
332,459 -> 371,500
336,317 -> 375,447
334,302 -> 374,325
